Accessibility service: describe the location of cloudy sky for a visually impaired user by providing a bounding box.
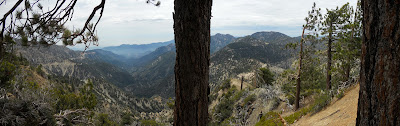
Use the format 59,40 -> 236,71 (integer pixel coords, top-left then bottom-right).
2,0 -> 358,49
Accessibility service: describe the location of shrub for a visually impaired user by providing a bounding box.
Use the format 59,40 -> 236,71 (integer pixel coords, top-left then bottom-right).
120,112 -> 132,125
140,119 -> 160,126
283,106 -> 312,124
166,97 -> 175,109
96,113 -> 117,126
215,97 -> 234,122
256,111 -> 283,126
35,64 -> 46,77
220,79 -> 231,91
243,94 -> 256,106
233,89 -> 245,101
286,94 -> 295,105
336,90 -> 345,99
0,60 -> 16,87
52,80 -> 97,111
259,67 -> 275,86
209,93 -> 218,103
312,93 -> 331,114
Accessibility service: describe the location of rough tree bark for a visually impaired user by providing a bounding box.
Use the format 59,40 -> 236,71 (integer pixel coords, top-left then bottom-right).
173,0 -> 212,125
356,0 -> 400,125
295,26 -> 306,110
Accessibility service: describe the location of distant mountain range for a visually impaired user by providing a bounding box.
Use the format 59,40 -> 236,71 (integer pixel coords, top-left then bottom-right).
126,32 -> 299,97
15,32 -> 300,99
102,40 -> 174,59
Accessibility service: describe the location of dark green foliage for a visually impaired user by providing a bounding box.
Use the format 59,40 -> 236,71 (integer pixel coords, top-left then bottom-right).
215,97 -> 234,122
258,67 -> 275,86
220,79 -> 231,91
120,112 -> 132,125
166,97 -> 175,109
256,111 -> 284,126
311,93 -> 331,114
96,113 -> 117,126
336,90 -> 345,99
284,106 -> 312,124
52,80 -> 97,111
213,86 -> 239,123
35,64 -> 45,77
243,94 -> 256,106
281,57 -> 325,104
208,93 -> 218,103
232,89 -> 245,101
0,53 -> 29,87
140,119 -> 160,126
283,92 -> 332,124
0,60 -> 16,87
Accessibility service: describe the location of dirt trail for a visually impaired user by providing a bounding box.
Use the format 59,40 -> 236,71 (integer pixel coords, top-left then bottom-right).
293,85 -> 359,126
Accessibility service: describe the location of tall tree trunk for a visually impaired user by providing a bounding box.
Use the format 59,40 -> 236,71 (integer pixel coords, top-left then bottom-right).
295,27 -> 306,110
173,0 -> 212,125
326,22 -> 333,90
241,76 -> 244,90
356,0 -> 400,125
0,39 -> 3,58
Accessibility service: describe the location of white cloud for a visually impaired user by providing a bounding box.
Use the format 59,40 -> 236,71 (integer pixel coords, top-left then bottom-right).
0,0 -> 358,47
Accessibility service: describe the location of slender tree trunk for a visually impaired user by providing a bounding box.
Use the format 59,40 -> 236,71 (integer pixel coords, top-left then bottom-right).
356,0 -> 400,125
295,26 -> 306,110
173,0 -> 212,125
0,39 -> 3,58
241,76 -> 244,90
326,22 -> 333,90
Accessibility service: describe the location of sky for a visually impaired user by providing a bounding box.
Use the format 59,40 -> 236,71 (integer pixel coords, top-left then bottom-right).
1,0 -> 358,49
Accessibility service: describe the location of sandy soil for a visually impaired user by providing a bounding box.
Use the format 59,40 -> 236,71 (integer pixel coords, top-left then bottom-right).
293,84 -> 359,126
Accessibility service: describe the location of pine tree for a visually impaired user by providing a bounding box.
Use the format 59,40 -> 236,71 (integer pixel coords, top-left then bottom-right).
356,0 -> 400,125
173,0 -> 212,125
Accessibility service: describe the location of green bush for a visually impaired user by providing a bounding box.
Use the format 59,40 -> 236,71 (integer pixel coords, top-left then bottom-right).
233,89 -> 245,101
220,79 -> 231,91
0,60 -> 16,86
222,86 -> 237,99
286,94 -> 295,105
283,93 -> 332,124
35,64 -> 46,77
256,111 -> 283,126
209,93 -> 218,103
166,97 -> 175,109
284,106 -> 312,124
312,93 -> 331,114
259,67 -> 275,86
215,97 -> 234,122
96,113 -> 117,126
52,80 -> 97,111
336,90 -> 345,99
243,94 -> 256,106
140,119 -> 160,126
120,112 -> 132,125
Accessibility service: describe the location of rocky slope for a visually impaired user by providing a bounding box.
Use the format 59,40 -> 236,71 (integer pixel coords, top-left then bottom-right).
13,44 -> 166,122
126,31 -> 298,98
209,32 -> 299,89
126,33 -> 237,98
